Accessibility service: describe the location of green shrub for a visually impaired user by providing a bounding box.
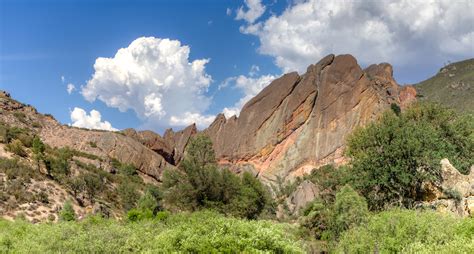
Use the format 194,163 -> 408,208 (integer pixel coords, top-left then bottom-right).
0,211 -> 304,253
300,200 -> 331,240
82,173 -> 103,202
118,182 -> 140,211
137,191 -> 159,213
346,102 -> 474,210
6,139 -> 27,157
59,200 -> 76,221
331,185 -> 369,238
336,209 -> 473,253
161,134 -> 272,218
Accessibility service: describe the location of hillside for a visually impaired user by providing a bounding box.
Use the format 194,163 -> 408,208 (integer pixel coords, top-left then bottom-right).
415,58 -> 474,113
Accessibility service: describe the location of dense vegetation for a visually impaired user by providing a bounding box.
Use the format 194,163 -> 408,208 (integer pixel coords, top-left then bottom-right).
161,134 -> 273,219
347,102 -> 473,210
1,102 -> 473,252
337,209 -> 474,253
0,211 -> 304,253
416,58 -> 474,113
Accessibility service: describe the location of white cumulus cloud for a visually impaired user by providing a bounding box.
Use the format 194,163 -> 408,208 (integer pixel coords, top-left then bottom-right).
236,0 -> 266,24
240,0 -> 474,73
81,37 -> 215,129
66,83 -> 76,95
70,107 -> 117,131
221,66 -> 277,117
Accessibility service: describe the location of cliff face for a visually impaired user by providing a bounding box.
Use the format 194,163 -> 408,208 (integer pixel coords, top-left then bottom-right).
0,54 -> 416,185
204,54 -> 415,182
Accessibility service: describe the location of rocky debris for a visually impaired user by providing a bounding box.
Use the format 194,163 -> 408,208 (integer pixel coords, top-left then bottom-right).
420,159 -> 474,217
206,54 -> 410,183
284,180 -> 319,216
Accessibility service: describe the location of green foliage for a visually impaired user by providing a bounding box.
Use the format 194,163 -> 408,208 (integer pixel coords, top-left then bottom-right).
443,188 -> 462,202
118,163 -> 136,176
336,209 -> 474,253
31,136 -> 45,156
118,182 -> 140,211
5,139 -> 27,157
346,102 -> 474,210
390,102 -> 401,115
44,147 -> 72,179
0,211 -> 304,253
0,158 -> 38,181
137,191 -> 159,213
306,164 -> 350,204
82,173 -> 103,202
161,134 -> 272,219
331,185 -> 369,238
300,200 -> 331,240
299,185 -> 368,242
59,200 -> 76,221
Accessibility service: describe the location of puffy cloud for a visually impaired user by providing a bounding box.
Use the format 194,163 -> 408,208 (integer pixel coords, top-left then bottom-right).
221,70 -> 277,117
66,83 -> 76,95
70,107 -> 117,131
61,75 -> 65,83
169,112 -> 215,127
81,37 -> 214,129
240,0 -> 474,73
236,0 -> 266,24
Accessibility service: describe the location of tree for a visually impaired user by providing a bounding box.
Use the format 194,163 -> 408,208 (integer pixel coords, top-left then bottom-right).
161,134 -> 272,218
59,200 -> 76,221
331,185 -> 369,238
32,136 -> 45,169
82,173 -> 103,203
346,102 -> 473,210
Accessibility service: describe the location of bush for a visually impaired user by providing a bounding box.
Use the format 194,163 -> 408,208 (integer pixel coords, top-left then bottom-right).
6,139 -> 27,157
161,134 -> 272,218
118,182 -> 140,211
82,173 -> 103,202
0,211 -> 305,253
346,102 -> 474,210
59,200 -> 76,221
299,185 -> 368,242
336,209 -> 474,253
331,185 -> 369,238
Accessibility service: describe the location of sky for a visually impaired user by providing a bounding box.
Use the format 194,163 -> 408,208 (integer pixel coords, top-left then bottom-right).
1,0 -> 473,134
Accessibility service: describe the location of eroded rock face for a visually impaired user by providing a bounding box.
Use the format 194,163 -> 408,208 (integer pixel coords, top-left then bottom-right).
40,125 -> 171,181
421,159 -> 474,217
284,180 -> 319,216
205,54 -> 409,183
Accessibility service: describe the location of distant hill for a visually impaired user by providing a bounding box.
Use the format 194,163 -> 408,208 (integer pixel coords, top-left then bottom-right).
415,58 -> 474,113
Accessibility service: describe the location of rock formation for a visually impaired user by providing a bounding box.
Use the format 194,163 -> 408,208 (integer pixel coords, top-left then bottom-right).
205,54 -> 414,183
420,159 -> 474,217
1,54 -> 416,185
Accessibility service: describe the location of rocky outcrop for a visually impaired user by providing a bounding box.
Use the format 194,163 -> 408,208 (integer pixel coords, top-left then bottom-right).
0,92 -> 172,181
0,54 -> 415,185
284,180 -> 319,216
420,159 -> 474,217
205,54 -> 410,183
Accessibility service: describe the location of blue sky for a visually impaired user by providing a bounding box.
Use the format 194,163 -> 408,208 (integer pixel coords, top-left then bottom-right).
1,0 -> 473,133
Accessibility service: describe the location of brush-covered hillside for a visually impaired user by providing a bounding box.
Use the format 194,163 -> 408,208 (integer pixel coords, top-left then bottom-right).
416,58 -> 474,113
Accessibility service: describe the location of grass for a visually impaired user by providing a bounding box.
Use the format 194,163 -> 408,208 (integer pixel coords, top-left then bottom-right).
0,211 -> 305,253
